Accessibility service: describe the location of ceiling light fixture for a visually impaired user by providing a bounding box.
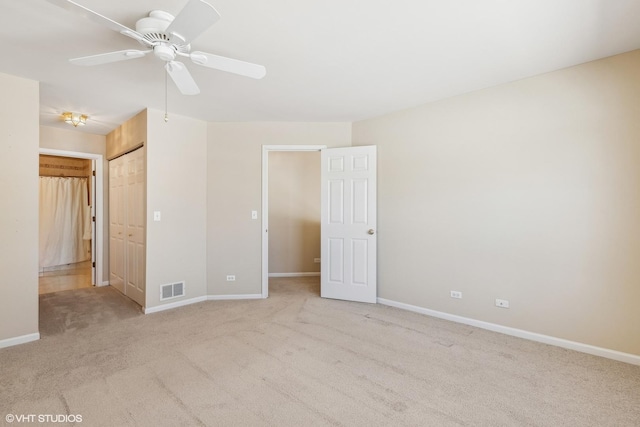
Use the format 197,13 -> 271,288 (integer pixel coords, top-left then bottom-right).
62,112 -> 88,127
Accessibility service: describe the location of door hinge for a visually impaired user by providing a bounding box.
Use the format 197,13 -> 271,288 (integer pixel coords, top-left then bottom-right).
92,262 -> 96,268
92,216 -> 96,222
92,171 -> 96,176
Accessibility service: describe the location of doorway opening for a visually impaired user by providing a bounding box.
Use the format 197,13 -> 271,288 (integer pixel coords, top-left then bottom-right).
39,154 -> 92,293
39,148 -> 104,295
261,145 -> 326,298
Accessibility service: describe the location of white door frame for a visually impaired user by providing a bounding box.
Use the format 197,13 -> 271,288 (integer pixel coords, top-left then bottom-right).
261,145 -> 326,298
39,148 -> 104,287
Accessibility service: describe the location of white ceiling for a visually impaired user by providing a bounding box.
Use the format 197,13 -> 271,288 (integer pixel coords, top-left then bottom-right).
1,0 -> 640,135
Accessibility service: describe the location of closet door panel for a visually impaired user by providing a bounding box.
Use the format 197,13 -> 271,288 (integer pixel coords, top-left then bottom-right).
109,157 -> 125,293
124,148 -> 145,306
109,147 -> 145,307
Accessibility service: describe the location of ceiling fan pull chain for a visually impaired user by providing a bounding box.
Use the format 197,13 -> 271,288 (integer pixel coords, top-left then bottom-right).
164,69 -> 169,123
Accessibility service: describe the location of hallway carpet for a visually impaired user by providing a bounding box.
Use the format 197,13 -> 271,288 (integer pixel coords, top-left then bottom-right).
1,277 -> 638,426
38,285 -> 143,336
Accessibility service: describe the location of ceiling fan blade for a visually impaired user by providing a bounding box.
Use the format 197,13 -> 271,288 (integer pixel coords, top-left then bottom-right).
165,61 -> 200,95
190,51 -> 266,79
47,0 -> 151,46
70,50 -> 151,66
165,0 -> 220,44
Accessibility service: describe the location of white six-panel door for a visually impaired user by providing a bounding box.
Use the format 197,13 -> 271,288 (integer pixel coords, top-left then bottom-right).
109,148 -> 145,307
124,148 -> 145,306
109,157 -> 125,294
321,146 -> 377,303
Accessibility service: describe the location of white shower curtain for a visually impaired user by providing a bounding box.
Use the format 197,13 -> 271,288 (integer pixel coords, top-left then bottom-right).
39,176 -> 91,269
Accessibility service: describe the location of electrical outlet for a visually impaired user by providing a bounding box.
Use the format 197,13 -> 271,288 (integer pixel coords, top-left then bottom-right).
226,275 -> 236,282
495,298 -> 509,308
450,291 -> 462,299
313,258 -> 321,263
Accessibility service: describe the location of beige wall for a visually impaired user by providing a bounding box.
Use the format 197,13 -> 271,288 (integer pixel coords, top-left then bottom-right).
106,109 -> 147,160
268,151 -> 321,274
39,126 -> 109,283
0,73 -> 39,344
40,126 -> 106,156
145,109 -> 208,309
207,122 -> 351,295
353,50 -> 640,356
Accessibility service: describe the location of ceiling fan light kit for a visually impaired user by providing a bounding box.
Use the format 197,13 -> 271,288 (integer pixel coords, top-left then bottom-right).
49,0 -> 266,97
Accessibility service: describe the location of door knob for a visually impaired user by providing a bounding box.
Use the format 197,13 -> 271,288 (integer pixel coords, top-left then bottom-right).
368,229 -> 375,235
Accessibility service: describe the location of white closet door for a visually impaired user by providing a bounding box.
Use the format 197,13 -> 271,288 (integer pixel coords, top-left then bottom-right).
125,148 -> 145,306
109,147 -> 145,307
109,157 -> 125,294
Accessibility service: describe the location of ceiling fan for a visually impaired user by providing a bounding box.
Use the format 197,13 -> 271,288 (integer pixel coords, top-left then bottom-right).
48,0 -> 266,95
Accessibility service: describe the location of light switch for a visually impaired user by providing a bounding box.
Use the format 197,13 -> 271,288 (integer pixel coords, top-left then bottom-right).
153,211 -> 161,221
251,210 -> 258,220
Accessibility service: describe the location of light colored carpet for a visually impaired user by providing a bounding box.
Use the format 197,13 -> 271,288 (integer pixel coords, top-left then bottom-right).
1,277 -> 638,426
38,286 -> 143,336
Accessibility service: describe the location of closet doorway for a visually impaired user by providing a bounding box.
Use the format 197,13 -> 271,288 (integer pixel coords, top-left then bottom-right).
261,145 -> 325,298
262,145 -> 378,302
38,148 -> 104,294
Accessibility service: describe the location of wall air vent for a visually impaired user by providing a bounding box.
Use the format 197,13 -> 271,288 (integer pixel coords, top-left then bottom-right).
160,281 -> 185,301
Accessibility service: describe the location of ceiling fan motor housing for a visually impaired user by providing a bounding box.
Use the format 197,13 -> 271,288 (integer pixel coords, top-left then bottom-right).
135,10 -> 189,57
135,10 -> 174,35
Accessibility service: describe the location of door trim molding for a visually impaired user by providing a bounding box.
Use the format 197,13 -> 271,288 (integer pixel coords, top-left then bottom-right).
261,145 -> 326,298
39,148 -> 104,288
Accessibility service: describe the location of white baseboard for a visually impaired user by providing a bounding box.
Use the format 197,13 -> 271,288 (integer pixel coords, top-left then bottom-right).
269,272 -> 320,278
0,332 -> 40,349
144,296 -> 208,314
208,294 -> 263,301
97,281 -> 110,287
377,298 -> 640,366
144,294 -> 265,314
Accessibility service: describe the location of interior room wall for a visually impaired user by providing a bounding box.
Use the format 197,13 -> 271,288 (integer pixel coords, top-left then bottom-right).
207,122 -> 351,296
39,126 -> 108,283
352,50 -> 640,356
0,72 -> 39,345
40,126 -> 106,154
145,108 -> 208,309
106,109 -> 147,160
268,151 -> 321,275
